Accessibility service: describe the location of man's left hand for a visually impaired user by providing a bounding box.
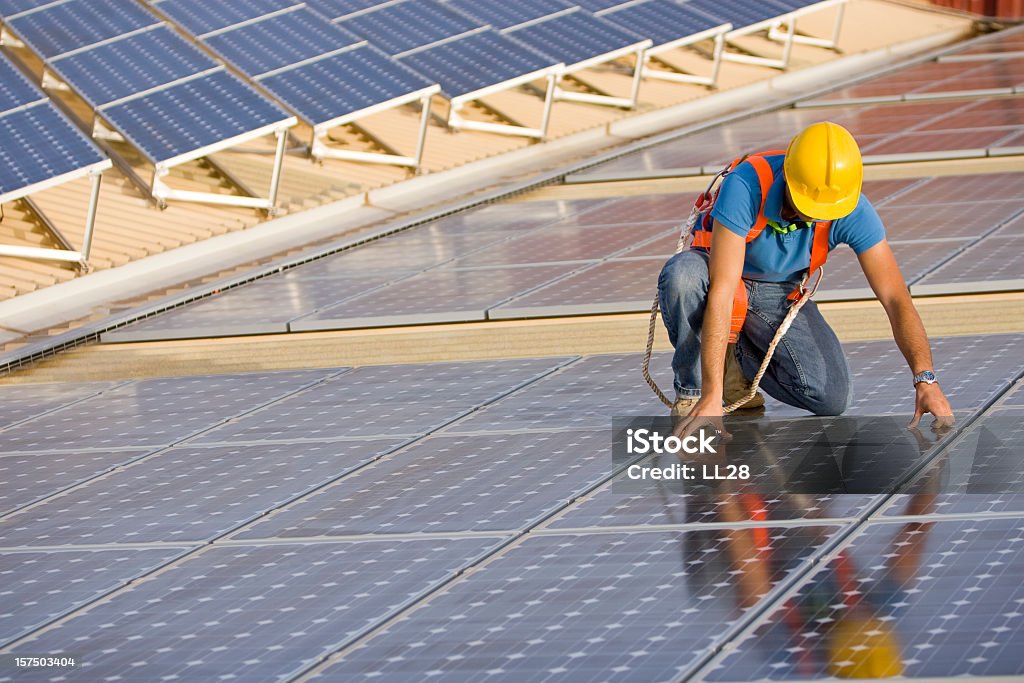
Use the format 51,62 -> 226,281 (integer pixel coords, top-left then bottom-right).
910,383 -> 954,432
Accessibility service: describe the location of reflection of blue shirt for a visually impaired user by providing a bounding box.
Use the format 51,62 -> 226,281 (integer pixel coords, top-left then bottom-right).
709,153 -> 886,282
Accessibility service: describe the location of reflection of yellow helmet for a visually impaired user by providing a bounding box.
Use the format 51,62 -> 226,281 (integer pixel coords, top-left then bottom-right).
784,122 -> 863,220
828,614 -> 904,679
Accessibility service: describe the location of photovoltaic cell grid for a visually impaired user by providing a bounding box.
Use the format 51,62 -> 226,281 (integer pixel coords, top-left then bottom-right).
234,429 -> 619,539
3,0 -> 294,166
0,380 -> 115,430
703,518 -> 1024,680
191,357 -> 568,443
396,29 -> 561,100
5,0 -> 158,59
601,0 -> 728,49
202,8 -> 362,77
447,0 -> 575,30
818,54 -> 1024,101
0,51 -> 108,201
47,26 -> 218,109
0,440 -> 406,547
1,538 -> 502,683
302,0 -> 393,21
156,3 -> 437,131
0,547 -> 188,644
103,196 -> 615,343
339,0 -> 483,57
0,369 -> 334,453
99,70 -> 293,164
505,9 -> 649,69
879,407 -> 1024,517
570,97 -> 1024,181
306,527 -> 842,682
150,0 -> 297,35
1,334 -> 1021,676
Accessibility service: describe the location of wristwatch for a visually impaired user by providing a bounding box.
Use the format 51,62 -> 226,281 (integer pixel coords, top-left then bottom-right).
913,370 -> 938,386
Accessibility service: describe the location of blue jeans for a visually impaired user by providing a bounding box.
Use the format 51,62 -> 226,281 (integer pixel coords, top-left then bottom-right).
658,250 -> 852,416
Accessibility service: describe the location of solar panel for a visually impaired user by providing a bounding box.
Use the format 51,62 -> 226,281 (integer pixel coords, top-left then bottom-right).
0,51 -> 44,110
397,29 -> 561,100
445,0 -> 575,31
291,264 -> 577,329
0,440 -> 405,547
885,172 -> 1024,205
308,526 -> 842,682
192,358 -> 569,443
10,538 -> 502,683
8,0 -> 159,59
491,258 -> 662,318
204,8 -> 362,77
0,380 -> 115,430
576,0 -> 633,11
101,271 -> 410,342
0,449 -> 153,515
235,430 -> 619,538
443,353 -> 672,433
689,0 -> 796,29
0,0 -> 55,18
256,44 -> 436,126
0,370 -> 333,452
48,26 -> 219,108
303,0 -> 392,21
339,0 -> 483,56
815,240 -> 972,298
506,8 -> 647,68
0,102 -> 108,200
602,0 -> 727,48
919,95 -> 1024,130
100,70 -> 294,164
0,547 -> 186,643
445,222 -> 674,268
879,407 -> 1024,517
914,234 -> 1024,292
703,518 -> 1024,680
150,0 -> 298,36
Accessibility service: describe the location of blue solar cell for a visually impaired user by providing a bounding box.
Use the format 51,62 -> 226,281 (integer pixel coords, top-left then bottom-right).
603,0 -> 725,46
151,0 -> 298,35
303,0 -> 392,21
49,26 -> 218,107
0,51 -> 44,111
205,7 -> 362,76
575,0 -> 634,11
100,70 -> 291,164
0,0 -> 51,19
445,0 -> 575,30
258,44 -> 435,125
397,29 -> 561,99
339,0 -> 483,56
507,9 -> 645,67
686,0 -> 793,27
8,0 -> 159,59
0,102 -> 106,198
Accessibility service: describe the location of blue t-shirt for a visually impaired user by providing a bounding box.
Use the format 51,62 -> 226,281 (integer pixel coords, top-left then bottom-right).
709,154 -> 886,282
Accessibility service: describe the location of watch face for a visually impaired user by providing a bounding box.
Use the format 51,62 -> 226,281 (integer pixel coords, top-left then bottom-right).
916,371 -> 936,383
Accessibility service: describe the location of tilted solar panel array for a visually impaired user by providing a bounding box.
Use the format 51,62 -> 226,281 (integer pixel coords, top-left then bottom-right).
150,0 -> 439,162
1,0 -> 295,169
0,50 -> 109,204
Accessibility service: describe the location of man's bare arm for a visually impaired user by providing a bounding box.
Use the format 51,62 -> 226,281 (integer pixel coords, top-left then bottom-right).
857,239 -> 954,426
700,221 -> 747,403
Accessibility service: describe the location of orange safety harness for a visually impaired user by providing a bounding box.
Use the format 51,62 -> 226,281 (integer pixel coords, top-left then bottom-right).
689,150 -> 833,343
642,150 -> 831,412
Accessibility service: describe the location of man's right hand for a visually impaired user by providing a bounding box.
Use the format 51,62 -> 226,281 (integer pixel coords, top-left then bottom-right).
673,395 -> 728,441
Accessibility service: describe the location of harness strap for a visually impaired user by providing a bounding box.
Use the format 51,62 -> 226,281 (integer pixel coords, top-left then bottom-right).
746,155 -> 775,242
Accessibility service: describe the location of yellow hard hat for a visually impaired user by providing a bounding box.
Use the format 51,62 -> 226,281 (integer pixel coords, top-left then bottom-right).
827,614 -> 904,679
784,121 -> 863,220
